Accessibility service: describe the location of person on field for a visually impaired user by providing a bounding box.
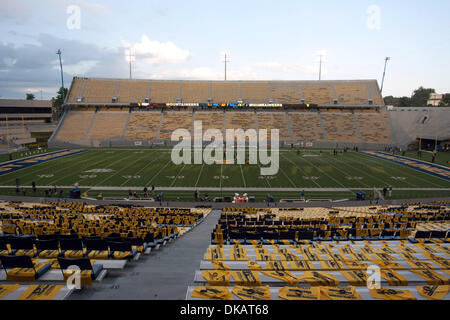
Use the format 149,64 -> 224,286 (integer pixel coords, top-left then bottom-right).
32,181 -> 37,196
143,186 -> 148,198
194,190 -> 199,202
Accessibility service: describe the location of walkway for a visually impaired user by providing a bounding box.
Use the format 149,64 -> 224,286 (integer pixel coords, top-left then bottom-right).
69,210 -> 221,300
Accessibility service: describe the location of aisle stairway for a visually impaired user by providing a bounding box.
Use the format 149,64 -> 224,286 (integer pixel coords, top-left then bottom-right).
69,210 -> 221,300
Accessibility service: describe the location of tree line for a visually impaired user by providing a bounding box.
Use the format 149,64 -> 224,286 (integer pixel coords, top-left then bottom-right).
384,87 -> 450,107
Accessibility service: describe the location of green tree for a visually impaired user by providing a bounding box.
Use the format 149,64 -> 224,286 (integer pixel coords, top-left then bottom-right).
397,96 -> 412,107
410,86 -> 435,106
383,95 -> 394,105
441,94 -> 450,107
26,93 -> 35,100
51,87 -> 68,109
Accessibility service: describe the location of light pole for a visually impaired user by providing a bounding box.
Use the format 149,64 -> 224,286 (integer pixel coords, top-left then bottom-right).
318,54 -> 323,81
223,53 -> 230,81
380,57 -> 391,95
127,48 -> 135,80
56,49 -> 65,104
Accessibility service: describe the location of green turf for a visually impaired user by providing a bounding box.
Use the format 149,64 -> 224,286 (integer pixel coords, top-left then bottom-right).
393,151 -> 450,167
0,148 -> 59,163
0,148 -> 449,202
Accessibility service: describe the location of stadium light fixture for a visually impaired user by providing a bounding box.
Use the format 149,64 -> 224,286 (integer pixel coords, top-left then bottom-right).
222,53 -> 231,81
126,47 -> 135,80
56,49 -> 65,105
316,51 -> 326,81
380,57 -> 391,95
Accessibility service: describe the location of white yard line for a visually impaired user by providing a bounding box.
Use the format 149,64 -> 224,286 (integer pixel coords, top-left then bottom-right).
90,152 -> 141,187
145,160 -> 172,186
298,152 -> 350,190
281,152 -> 322,188
357,153 -> 445,188
1,151 -> 92,184
195,164 -> 205,188
239,164 -> 247,188
48,151 -> 121,185
170,165 -> 186,187
120,151 -> 161,187
220,163 -> 224,190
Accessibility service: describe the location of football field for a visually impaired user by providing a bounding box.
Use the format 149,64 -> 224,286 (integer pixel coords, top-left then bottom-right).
0,148 -> 449,201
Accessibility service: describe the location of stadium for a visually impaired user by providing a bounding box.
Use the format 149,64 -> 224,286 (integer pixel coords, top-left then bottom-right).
0,0 -> 449,310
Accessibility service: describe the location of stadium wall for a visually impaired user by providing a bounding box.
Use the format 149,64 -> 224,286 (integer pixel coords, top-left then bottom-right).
388,107 -> 450,149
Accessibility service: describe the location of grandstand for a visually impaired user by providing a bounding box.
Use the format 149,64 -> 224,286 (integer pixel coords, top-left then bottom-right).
0,99 -> 57,152
49,77 -> 450,151
187,203 -> 450,300
66,78 -> 382,106
48,77 -> 415,149
1,199 -> 448,301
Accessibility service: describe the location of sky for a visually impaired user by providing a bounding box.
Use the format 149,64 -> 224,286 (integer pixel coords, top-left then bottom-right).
0,0 -> 449,100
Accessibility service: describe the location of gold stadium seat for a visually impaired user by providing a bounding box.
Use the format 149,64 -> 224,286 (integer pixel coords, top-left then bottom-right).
289,112 -> 324,142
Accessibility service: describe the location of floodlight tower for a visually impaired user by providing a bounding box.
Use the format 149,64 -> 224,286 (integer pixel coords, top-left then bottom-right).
127,48 -> 135,80
380,57 -> 391,95
318,54 -> 324,81
223,53 -> 231,81
56,49 -> 65,104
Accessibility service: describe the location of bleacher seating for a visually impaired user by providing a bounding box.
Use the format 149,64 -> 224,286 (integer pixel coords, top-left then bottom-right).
321,111 -> 361,143
88,112 -> 128,141
116,80 -> 150,103
187,204 -> 449,300
257,113 -> 291,141
82,79 -> 117,103
66,78 -> 385,107
54,112 -> 94,142
211,82 -> 240,103
181,82 -> 210,103
302,86 -> 334,105
124,112 -> 161,141
271,83 -> 301,104
150,81 -> 179,103
193,112 -> 224,135
66,78 -> 84,103
51,107 -> 395,146
159,112 -> 193,140
225,112 -> 256,131
289,112 -> 324,142
0,200 -> 210,300
355,110 -> 392,144
241,82 -> 270,104
334,85 -> 368,106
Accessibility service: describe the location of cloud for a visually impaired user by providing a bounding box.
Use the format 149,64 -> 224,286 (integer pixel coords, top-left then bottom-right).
0,0 -> 35,20
0,33 -> 126,98
0,33 -> 194,98
122,35 -> 190,66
